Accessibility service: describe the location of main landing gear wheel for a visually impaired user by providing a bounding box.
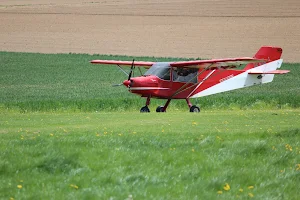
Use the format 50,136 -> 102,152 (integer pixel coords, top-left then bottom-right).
156,106 -> 166,112
140,106 -> 150,113
190,105 -> 200,113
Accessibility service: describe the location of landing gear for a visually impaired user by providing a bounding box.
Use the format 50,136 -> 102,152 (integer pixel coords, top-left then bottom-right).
140,97 -> 151,113
156,99 -> 171,112
190,105 -> 200,112
140,106 -> 150,113
140,97 -> 200,113
186,98 -> 200,113
156,106 -> 165,112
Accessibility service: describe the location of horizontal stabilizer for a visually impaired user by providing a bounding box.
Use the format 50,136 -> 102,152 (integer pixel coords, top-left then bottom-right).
248,70 -> 290,74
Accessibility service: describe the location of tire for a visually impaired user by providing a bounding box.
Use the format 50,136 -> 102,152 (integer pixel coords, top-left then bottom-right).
156,106 -> 165,112
140,106 -> 150,113
190,105 -> 200,113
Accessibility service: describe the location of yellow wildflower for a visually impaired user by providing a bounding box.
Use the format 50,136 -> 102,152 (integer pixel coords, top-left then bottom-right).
17,185 -> 22,189
296,164 -> 300,171
285,144 -> 292,151
50,133 -> 54,136
216,136 -> 223,141
192,148 -> 195,152
248,193 -> 254,198
70,184 -> 79,189
248,186 -> 254,189
217,191 -> 223,194
239,188 -> 243,192
10,198 -> 14,200
223,183 -> 230,191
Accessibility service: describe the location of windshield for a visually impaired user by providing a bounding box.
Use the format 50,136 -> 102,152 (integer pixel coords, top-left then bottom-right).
144,62 -> 171,80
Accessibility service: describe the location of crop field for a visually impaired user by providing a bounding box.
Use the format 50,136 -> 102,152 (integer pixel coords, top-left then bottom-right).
1,52 -> 299,112
0,51 -> 300,199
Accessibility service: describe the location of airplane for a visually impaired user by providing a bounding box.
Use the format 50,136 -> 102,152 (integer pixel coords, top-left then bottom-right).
91,46 -> 289,112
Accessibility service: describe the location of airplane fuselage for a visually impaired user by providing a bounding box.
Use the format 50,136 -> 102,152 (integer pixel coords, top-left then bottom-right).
123,62 -> 245,99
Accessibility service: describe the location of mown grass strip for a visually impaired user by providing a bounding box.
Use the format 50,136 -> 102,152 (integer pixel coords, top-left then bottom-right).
0,110 -> 299,199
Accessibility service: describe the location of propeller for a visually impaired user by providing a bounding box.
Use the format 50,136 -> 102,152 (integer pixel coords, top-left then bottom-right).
112,83 -> 123,87
112,59 -> 135,87
128,59 -> 135,81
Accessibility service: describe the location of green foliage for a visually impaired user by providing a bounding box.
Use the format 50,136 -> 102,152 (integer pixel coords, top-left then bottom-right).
0,110 -> 299,199
0,51 -> 299,112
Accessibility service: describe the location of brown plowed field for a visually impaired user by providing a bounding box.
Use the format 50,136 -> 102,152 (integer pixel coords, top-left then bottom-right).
1,0 -> 300,62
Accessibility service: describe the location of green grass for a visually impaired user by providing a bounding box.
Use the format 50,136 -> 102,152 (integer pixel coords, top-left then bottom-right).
0,52 -> 299,199
1,51 -> 299,112
0,110 -> 299,199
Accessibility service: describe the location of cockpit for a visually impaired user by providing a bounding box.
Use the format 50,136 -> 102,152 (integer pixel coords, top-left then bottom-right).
144,62 -> 198,83
144,62 -> 171,80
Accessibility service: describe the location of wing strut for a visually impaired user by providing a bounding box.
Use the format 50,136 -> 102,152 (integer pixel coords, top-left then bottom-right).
187,70 -> 216,98
116,64 -> 129,76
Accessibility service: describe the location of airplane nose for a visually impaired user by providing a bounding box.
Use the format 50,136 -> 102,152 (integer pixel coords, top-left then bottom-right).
123,80 -> 130,87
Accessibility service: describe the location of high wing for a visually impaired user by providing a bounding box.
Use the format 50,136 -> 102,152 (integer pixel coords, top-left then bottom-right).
90,60 -> 155,67
170,57 -> 266,69
91,57 -> 266,70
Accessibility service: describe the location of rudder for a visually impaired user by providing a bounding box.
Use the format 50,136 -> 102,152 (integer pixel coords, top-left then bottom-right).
244,46 -> 283,70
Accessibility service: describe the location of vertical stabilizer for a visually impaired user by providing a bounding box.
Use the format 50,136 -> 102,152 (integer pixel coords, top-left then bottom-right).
244,46 -> 282,70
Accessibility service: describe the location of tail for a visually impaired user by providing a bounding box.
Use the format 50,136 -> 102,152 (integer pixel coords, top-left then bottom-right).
244,46 -> 283,70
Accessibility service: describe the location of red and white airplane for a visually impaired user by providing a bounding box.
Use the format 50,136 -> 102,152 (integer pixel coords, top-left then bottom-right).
91,46 -> 289,112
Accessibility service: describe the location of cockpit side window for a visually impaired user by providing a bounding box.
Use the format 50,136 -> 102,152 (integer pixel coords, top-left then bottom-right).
172,67 -> 198,83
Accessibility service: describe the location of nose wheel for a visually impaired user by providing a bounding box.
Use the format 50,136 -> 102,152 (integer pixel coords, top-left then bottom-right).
156,106 -> 166,112
156,99 -> 171,112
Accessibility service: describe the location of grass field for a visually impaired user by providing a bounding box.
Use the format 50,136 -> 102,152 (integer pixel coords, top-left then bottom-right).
0,52 -> 299,199
1,51 -> 299,112
1,110 -> 299,199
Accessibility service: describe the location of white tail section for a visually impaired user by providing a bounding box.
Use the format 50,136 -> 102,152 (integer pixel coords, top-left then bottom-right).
191,59 -> 283,98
